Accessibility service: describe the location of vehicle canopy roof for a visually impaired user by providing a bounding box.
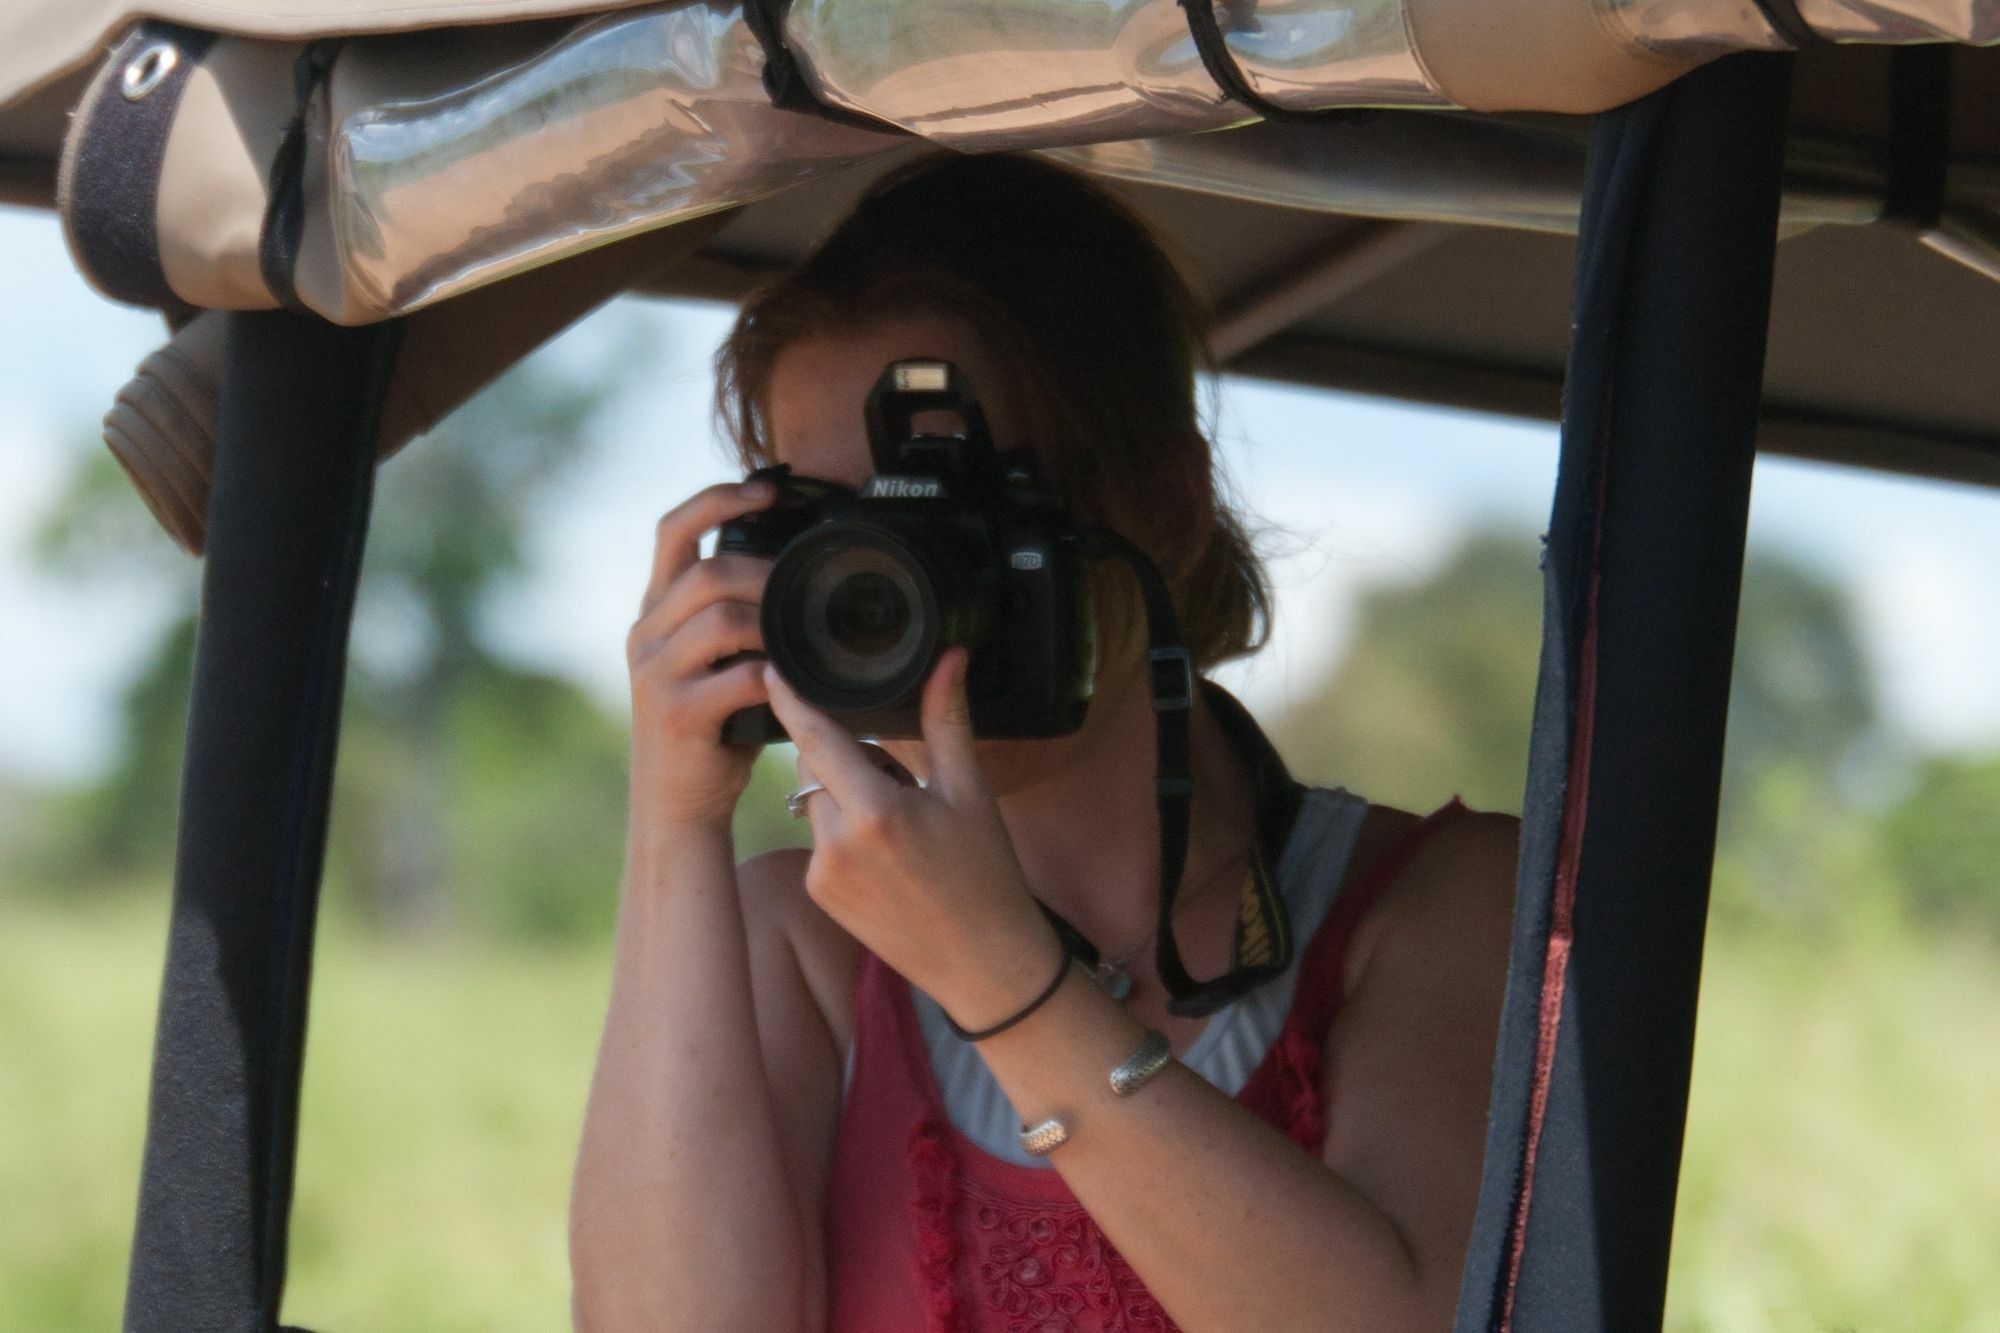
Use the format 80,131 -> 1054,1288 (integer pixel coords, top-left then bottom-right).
2,0 -> 1995,493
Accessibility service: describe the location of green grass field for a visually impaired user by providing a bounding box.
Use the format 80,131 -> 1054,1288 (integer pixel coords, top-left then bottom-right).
3,894 -> 1995,1331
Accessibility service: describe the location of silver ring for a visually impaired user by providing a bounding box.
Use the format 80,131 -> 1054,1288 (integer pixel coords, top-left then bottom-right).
785,781 -> 828,819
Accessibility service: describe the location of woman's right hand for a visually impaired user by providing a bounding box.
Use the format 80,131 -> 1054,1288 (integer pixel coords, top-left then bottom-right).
626,478 -> 778,829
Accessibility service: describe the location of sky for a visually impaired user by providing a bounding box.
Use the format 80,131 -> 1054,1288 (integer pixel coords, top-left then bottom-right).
2,204 -> 1997,786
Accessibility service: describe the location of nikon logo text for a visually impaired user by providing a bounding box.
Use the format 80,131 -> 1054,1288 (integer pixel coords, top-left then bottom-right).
864,476 -> 943,499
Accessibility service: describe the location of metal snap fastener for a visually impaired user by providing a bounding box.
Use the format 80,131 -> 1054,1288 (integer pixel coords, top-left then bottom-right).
121,43 -> 180,101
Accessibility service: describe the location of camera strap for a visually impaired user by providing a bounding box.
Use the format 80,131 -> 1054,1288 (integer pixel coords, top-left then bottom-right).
1054,532 -> 1297,1018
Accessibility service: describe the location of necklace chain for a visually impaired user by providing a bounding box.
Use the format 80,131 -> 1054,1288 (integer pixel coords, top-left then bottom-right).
1087,845 -> 1251,1000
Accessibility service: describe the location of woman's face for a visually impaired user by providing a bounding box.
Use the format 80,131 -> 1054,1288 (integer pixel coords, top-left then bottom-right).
764,316 -> 1143,796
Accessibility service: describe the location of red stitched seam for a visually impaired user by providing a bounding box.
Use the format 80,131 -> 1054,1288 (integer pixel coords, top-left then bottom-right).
1500,534 -> 1603,1332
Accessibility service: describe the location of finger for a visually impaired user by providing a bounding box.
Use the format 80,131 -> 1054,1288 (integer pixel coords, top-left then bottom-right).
856,741 -> 919,789
786,752 -> 844,836
641,479 -> 774,615
797,777 -> 844,847
655,600 -> 764,679
665,657 -> 769,736
919,647 -> 985,805
635,553 -> 771,642
763,667 -> 896,814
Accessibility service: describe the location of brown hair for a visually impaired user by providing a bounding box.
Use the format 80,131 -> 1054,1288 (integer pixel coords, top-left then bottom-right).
715,153 -> 1268,671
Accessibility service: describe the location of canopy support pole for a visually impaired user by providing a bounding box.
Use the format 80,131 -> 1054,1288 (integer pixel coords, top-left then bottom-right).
1452,52 -> 1793,1333
123,311 -> 399,1333
1209,220 -> 1451,361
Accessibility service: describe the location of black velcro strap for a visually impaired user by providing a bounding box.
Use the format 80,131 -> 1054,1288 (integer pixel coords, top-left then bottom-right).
123,312 -> 402,1333
63,22 -> 216,312
259,39 -> 343,317
1176,0 -> 1374,126
741,0 -> 912,136
1748,0 -> 1828,47
1883,46 -> 1952,229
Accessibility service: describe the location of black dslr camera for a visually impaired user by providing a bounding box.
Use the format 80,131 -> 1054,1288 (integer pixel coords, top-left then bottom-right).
717,360 -> 1096,744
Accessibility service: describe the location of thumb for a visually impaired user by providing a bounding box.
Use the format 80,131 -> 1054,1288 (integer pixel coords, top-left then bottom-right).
920,647 -> 983,803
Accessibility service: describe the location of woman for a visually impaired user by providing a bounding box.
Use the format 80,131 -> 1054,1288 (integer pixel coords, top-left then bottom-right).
570,155 -> 1518,1333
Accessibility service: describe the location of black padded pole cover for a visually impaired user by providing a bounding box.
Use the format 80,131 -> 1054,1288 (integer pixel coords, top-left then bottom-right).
1452,53 -> 1794,1333
124,312 -> 399,1333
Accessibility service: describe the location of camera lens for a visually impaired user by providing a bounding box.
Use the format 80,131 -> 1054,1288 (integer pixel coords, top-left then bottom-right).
797,544 -> 928,693
822,570 -> 911,658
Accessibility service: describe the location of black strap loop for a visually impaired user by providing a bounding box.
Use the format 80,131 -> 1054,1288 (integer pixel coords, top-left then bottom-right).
1883,46 -> 1952,230
741,0 -> 912,136
1748,0 -> 1829,48
1176,0 -> 1375,126
62,22 -> 215,315
1068,530 -> 1296,1018
259,39 -> 344,317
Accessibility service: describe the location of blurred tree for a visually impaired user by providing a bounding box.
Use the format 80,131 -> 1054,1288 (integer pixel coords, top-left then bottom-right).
1720,551 -> 1879,806
16,450 -> 197,889
1273,530 -> 1884,838
1272,531 -> 1543,814
14,319 -> 816,938
1880,752 -> 2000,928
327,334 -> 630,933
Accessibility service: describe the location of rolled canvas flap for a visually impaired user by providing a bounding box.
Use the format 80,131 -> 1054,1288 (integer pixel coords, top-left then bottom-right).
156,39 -> 304,312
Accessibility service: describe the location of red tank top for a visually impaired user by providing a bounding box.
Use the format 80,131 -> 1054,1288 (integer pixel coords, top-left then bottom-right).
824,798 -> 1467,1333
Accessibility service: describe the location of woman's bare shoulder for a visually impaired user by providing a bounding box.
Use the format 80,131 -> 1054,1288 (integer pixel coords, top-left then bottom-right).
1317,801 -> 1519,1294
1342,800 -> 1519,996
738,847 -> 865,1053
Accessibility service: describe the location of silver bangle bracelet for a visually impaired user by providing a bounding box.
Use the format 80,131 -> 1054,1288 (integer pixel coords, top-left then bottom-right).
1110,1029 -> 1173,1097
1019,1117 -> 1070,1157
1018,1032 -> 1171,1156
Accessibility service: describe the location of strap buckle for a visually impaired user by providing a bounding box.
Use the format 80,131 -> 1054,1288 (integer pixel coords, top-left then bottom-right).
1147,646 -> 1195,713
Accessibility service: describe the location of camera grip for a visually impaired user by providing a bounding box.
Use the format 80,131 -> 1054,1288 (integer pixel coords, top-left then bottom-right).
721,703 -> 787,748
713,648 -> 788,747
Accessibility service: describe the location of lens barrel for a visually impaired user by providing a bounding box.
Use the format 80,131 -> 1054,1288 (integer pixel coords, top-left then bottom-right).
762,519 -> 976,716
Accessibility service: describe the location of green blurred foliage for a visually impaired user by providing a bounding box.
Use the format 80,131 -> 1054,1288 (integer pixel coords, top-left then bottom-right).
1269,524 -> 1997,945
1274,532 -> 1885,817
1274,531 -> 1544,813
8,327 -> 808,939
9,319 -> 811,940
1881,751 -> 2000,928
6,887 -> 1997,1332
1706,757 -> 1906,936
1722,551 -> 1878,796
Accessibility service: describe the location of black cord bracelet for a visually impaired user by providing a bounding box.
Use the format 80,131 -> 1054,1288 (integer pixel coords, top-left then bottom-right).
944,946 -> 1074,1042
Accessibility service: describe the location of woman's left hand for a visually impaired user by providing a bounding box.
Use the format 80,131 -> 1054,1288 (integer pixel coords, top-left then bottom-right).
764,648 -> 1065,1030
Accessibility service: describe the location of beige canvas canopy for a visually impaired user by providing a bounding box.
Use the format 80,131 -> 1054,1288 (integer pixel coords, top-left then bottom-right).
2,0 -> 1996,534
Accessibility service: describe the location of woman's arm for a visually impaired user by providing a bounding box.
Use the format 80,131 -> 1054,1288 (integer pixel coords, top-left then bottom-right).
764,652 -> 1517,1333
975,813 -> 1518,1333
569,480 -> 849,1332
571,829 -> 820,1332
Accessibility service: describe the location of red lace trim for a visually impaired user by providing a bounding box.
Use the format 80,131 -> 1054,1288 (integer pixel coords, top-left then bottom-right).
909,1029 -> 1326,1332
911,1114 -> 968,1333
961,1179 -> 1175,1333
1269,1025 -> 1329,1153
